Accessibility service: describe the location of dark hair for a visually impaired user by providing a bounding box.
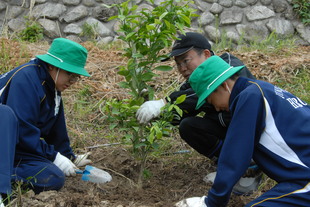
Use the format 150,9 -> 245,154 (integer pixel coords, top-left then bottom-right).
193,47 -> 214,56
229,73 -> 240,80
192,47 -> 205,55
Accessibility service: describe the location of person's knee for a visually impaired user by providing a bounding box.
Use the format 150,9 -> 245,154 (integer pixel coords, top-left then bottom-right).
179,117 -> 223,158
33,165 -> 65,194
0,105 -> 17,121
16,163 -> 66,194
179,117 -> 195,140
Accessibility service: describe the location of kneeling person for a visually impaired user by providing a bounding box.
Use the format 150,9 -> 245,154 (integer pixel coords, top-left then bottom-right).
176,56 -> 310,207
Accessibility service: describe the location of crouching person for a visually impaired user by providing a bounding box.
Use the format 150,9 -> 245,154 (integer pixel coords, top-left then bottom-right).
176,56 -> 310,207
0,38 -> 92,197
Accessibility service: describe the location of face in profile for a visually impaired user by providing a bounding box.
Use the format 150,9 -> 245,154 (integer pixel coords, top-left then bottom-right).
207,83 -> 231,112
49,66 -> 80,92
174,49 -> 211,80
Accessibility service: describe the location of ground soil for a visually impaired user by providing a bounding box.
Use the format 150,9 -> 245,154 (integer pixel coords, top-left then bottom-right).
19,146 -> 260,207
2,38 -> 309,207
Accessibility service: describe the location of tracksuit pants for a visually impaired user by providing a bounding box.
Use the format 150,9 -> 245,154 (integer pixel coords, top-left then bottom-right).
246,181 -> 310,207
0,105 -> 65,195
12,156 -> 65,194
179,112 -> 230,158
0,105 -> 18,195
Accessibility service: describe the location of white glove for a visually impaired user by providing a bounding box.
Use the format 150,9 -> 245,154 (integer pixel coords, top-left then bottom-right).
74,152 -> 92,167
136,99 -> 165,124
53,152 -> 77,177
0,194 -> 4,207
175,196 -> 207,207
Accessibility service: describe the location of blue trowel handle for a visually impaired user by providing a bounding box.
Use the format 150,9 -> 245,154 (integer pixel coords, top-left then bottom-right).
75,168 -> 90,175
75,169 -> 84,174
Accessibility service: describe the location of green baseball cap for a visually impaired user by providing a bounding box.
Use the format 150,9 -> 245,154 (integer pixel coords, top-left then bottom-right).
189,56 -> 245,110
37,38 -> 90,77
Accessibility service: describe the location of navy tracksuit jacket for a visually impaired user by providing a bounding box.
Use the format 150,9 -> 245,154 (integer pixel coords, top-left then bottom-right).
206,77 -> 310,207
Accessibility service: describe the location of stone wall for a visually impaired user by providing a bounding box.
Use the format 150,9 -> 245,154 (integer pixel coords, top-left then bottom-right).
0,0 -> 309,45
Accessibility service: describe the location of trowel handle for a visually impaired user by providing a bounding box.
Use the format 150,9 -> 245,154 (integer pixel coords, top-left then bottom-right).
75,169 -> 84,174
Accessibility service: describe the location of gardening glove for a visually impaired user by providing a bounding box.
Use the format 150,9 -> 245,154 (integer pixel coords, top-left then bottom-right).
53,152 -> 77,177
74,152 -> 92,167
0,194 -> 4,207
175,196 -> 208,207
136,99 -> 165,124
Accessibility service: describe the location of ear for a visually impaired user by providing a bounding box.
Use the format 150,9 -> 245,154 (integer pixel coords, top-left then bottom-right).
220,81 -> 227,89
221,81 -> 231,92
203,49 -> 211,58
224,81 -> 229,89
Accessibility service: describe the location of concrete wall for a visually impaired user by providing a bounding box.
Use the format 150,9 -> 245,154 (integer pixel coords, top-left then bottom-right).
0,0 -> 309,45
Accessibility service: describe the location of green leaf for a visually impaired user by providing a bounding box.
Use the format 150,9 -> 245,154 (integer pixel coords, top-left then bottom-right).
118,81 -> 130,89
148,132 -> 155,143
118,15 -> 126,21
180,15 -> 191,25
133,53 -> 144,58
159,12 -> 168,20
175,94 -> 186,104
146,24 -> 156,31
175,107 -> 183,116
118,70 -> 130,76
111,107 -> 120,115
124,134 -> 133,140
135,142 -> 147,148
126,32 -> 136,39
132,126 -> 139,132
141,72 -> 155,82
154,65 -> 173,71
154,19 -> 161,25
109,123 -> 118,130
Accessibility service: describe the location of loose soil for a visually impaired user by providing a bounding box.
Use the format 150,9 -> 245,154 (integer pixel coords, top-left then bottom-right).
2,38 -> 309,207
19,147 -> 258,207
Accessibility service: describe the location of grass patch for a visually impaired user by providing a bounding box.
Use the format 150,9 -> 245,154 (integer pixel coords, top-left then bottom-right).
213,31 -> 298,56
275,64 -> 310,103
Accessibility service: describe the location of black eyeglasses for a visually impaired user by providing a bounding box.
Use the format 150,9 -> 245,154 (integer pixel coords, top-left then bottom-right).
175,53 -> 200,69
67,71 -> 80,82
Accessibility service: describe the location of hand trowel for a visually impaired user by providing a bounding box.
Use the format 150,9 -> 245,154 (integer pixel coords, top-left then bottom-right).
75,165 -> 112,184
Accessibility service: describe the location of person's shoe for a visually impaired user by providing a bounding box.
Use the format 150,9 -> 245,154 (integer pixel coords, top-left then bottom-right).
203,165 -> 263,196
232,170 -> 263,195
0,194 -> 5,207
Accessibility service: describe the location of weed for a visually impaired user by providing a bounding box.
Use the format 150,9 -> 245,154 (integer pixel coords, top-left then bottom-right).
212,30 -> 235,53
292,0 -> 310,25
239,31 -> 297,54
0,38 -> 31,73
7,168 -> 45,206
80,22 -> 100,40
18,16 -> 43,43
275,64 -> 310,103
0,39 -> 11,72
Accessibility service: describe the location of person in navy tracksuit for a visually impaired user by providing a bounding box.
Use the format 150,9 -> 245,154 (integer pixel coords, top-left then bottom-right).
0,105 -> 18,206
176,56 -> 310,207
0,38 -> 92,199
